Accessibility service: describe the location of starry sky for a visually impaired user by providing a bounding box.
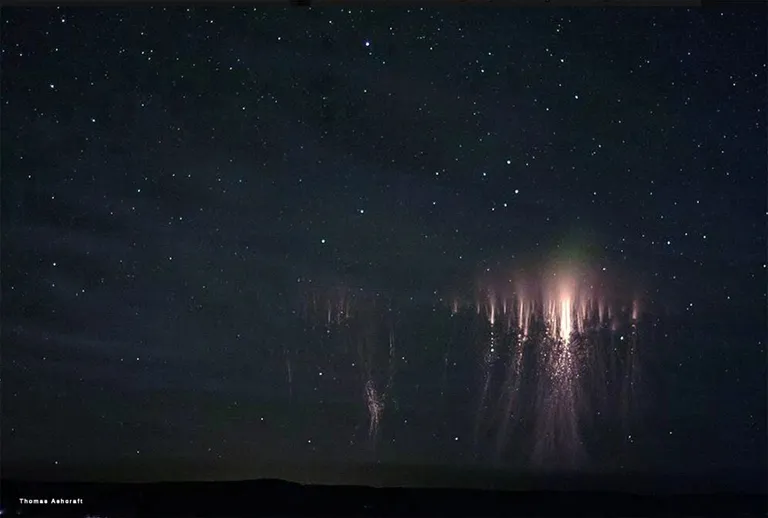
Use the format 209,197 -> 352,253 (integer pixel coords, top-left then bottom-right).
2,8 -> 766,490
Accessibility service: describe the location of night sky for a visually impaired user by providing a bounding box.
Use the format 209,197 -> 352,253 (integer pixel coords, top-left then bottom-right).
2,8 -> 766,490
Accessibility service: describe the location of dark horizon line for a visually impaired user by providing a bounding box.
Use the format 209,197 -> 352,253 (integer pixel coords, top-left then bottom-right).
3,459 -> 766,493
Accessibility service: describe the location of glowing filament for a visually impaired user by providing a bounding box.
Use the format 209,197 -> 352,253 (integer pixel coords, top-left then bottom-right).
559,295 -> 573,343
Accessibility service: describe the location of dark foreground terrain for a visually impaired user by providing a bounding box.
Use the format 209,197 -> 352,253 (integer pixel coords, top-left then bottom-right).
2,476 -> 766,518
